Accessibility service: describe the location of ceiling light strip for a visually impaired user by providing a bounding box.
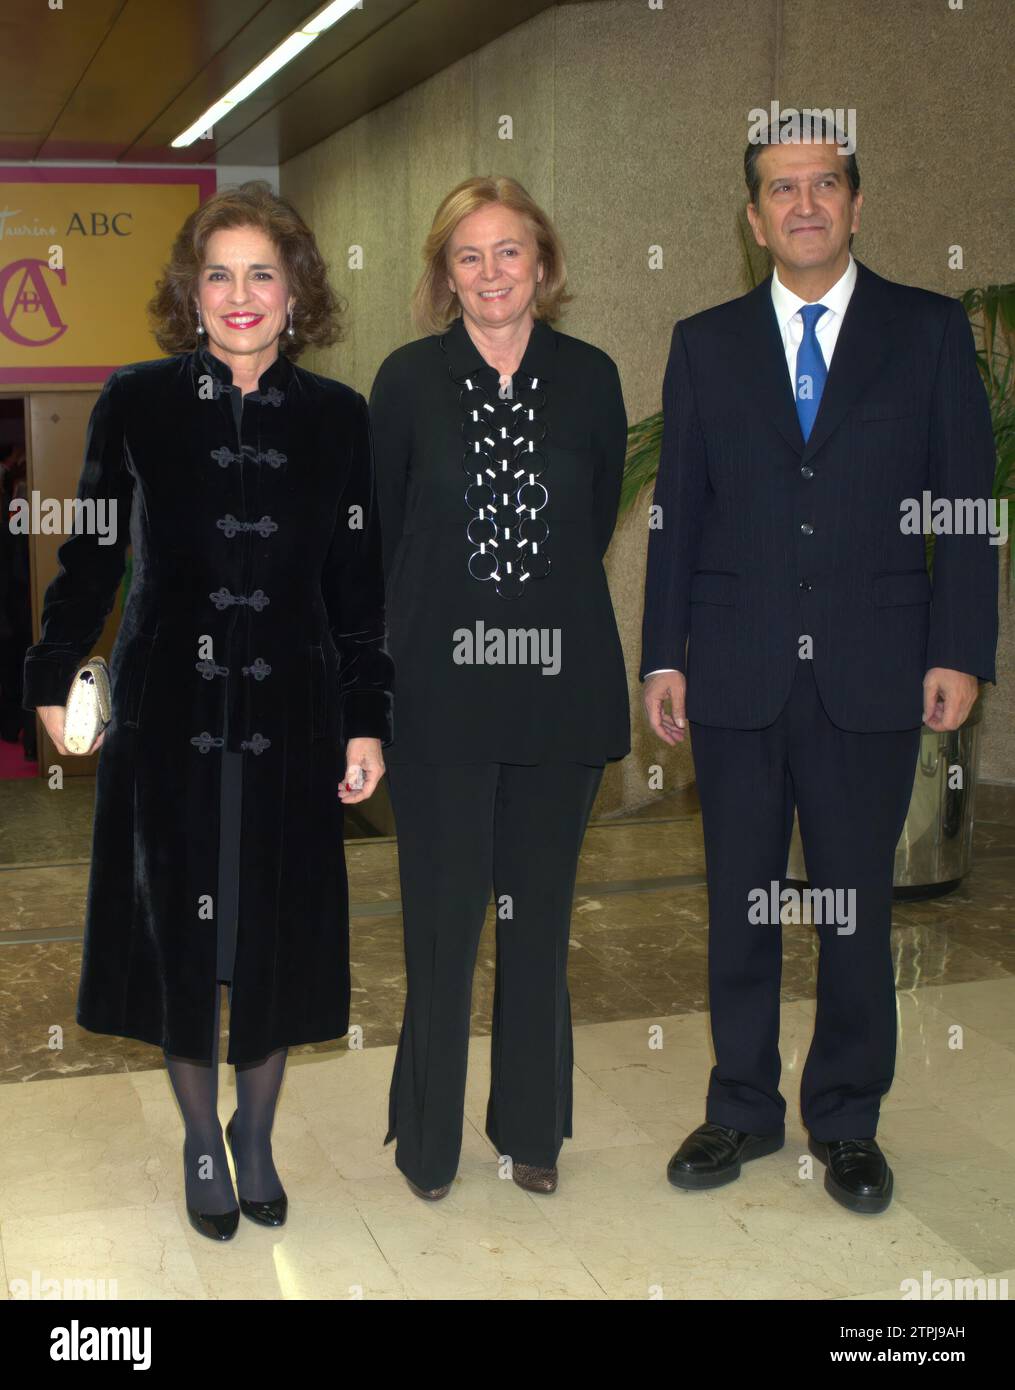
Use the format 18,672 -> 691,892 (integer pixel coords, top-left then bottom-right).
171,0 -> 361,148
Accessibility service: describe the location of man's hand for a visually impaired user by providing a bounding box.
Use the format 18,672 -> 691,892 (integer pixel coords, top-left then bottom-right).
922,668 -> 979,732
338,736 -> 385,804
643,670 -> 687,744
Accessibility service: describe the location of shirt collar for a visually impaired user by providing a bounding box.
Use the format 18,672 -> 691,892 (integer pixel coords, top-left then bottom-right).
439,312 -> 557,384
770,253 -> 857,330
191,343 -> 294,396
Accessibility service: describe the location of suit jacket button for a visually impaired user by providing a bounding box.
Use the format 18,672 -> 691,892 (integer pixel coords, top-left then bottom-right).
800,522 -> 814,536
800,465 -> 814,479
799,579 -> 812,591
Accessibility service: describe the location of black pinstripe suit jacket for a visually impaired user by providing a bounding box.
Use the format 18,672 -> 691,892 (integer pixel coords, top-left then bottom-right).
639,261 -> 999,731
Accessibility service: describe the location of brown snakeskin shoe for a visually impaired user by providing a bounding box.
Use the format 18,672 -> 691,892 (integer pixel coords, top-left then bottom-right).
405,1176 -> 451,1200
512,1163 -> 558,1193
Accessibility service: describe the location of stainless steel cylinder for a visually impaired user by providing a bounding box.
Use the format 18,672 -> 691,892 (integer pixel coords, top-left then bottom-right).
786,703 -> 983,899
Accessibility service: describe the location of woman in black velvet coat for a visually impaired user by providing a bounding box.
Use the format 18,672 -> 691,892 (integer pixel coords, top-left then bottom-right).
23,182 -> 392,1240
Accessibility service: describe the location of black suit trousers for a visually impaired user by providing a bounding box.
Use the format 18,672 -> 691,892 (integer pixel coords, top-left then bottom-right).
690,657 -> 921,1141
384,760 -> 603,1189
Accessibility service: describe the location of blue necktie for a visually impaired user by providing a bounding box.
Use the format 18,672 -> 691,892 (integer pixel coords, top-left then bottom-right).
795,303 -> 828,442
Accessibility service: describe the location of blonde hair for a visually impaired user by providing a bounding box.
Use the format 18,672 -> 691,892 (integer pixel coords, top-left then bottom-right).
411,175 -> 571,336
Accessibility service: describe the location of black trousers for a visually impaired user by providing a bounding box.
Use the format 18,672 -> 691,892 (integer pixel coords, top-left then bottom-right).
384,760 -> 604,1189
690,657 -> 922,1142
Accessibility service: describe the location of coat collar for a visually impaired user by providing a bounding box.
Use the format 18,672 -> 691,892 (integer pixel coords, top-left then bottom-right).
190,343 -> 295,398
439,312 -> 557,384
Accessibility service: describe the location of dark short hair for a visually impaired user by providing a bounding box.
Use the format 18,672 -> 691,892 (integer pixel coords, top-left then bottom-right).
147,180 -> 344,358
744,113 -> 860,206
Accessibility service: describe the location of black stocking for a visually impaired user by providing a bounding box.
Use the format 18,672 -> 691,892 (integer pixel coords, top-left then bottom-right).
230,1047 -> 288,1202
164,986 -> 236,1215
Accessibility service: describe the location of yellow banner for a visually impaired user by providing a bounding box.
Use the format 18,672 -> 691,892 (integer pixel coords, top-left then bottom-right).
0,168 -> 215,383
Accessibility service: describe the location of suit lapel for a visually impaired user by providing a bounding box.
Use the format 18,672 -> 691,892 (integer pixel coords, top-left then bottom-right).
729,261 -> 899,461
801,261 -> 898,461
736,277 -> 805,454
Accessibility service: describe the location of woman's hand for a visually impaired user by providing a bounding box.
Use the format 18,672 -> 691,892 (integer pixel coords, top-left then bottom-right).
338,737 -> 385,804
35,705 -> 106,756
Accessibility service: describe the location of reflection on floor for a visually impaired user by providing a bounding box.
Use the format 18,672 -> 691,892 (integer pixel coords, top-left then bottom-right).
1,776 -> 1013,1299
0,737 -> 36,781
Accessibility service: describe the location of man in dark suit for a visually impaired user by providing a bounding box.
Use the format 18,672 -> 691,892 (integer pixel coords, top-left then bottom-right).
640,119 -> 998,1214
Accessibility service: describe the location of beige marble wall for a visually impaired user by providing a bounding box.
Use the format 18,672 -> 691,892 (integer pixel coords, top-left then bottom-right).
280,0 -> 1015,812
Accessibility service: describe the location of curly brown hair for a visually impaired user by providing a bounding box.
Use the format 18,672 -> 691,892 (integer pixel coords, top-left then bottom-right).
147,180 -> 344,358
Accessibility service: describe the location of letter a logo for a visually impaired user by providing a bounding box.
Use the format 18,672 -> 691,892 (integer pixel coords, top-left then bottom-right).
0,259 -> 68,347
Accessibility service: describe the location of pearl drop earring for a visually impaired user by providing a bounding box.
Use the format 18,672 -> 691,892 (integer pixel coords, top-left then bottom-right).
287,305 -> 295,338
196,306 -> 205,336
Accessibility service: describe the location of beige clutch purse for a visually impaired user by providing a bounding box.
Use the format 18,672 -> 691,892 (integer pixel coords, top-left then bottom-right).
64,657 -> 112,754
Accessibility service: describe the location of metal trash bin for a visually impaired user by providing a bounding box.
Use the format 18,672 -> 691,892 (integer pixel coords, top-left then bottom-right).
786,701 -> 983,900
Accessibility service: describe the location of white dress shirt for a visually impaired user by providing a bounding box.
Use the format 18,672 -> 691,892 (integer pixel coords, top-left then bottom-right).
644,255 -> 858,679
771,252 -> 856,392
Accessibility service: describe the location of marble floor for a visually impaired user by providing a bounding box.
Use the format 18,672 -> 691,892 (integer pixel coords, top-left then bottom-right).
1,776 -> 1014,1300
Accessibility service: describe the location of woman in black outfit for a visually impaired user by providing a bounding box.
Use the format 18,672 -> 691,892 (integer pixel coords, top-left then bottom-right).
370,175 -> 629,1199
24,182 -> 392,1240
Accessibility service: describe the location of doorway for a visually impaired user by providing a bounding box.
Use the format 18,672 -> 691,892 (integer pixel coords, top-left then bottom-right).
0,395 -> 33,776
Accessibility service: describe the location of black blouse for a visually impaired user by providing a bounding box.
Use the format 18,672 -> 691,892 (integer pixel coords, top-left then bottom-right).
369,314 -> 630,765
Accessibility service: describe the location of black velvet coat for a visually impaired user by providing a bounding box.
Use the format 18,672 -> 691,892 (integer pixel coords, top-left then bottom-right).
23,345 -> 393,1064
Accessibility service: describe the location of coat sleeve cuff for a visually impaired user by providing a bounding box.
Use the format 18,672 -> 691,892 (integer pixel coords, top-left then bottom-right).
924,649 -> 997,684
638,654 -> 686,680
340,689 -> 393,747
22,656 -> 78,711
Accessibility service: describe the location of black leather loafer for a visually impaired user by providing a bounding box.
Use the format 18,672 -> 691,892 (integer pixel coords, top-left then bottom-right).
225,1112 -> 288,1227
809,1136 -> 893,1214
667,1121 -> 785,1190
